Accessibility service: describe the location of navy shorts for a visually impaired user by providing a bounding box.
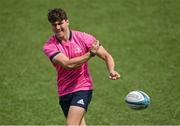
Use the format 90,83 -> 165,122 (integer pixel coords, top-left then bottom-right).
59,90 -> 93,117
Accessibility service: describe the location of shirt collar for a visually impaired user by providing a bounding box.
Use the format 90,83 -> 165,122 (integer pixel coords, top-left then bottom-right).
55,30 -> 72,43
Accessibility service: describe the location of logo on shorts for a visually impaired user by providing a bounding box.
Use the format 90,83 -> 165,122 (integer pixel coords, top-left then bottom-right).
77,99 -> 85,105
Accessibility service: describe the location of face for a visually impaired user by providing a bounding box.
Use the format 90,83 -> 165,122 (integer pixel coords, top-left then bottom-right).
51,19 -> 69,40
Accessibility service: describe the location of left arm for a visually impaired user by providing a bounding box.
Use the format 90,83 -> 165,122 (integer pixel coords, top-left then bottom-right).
96,45 -> 120,80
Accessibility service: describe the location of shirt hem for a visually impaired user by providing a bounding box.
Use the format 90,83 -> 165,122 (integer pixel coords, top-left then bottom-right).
58,87 -> 93,96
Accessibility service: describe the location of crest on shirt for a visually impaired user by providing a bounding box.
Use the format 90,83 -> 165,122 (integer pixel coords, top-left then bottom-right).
75,47 -> 82,53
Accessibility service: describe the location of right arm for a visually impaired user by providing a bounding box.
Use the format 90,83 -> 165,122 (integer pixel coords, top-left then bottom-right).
52,41 -> 99,70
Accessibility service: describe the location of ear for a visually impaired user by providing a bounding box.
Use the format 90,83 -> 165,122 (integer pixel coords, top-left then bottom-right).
66,19 -> 69,26
66,19 -> 69,23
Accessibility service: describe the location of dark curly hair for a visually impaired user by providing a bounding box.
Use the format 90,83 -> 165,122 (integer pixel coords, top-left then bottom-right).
48,8 -> 68,23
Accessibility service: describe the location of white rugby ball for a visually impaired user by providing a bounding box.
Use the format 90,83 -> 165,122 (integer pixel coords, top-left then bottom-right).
125,90 -> 150,110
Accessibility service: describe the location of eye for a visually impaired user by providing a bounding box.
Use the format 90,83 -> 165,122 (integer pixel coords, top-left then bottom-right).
52,22 -> 62,26
57,23 -> 62,25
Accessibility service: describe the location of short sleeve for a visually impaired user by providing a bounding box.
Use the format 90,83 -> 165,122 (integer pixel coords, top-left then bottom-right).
81,32 -> 96,50
43,41 -> 60,61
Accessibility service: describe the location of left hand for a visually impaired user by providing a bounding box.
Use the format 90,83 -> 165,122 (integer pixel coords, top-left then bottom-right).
109,70 -> 121,80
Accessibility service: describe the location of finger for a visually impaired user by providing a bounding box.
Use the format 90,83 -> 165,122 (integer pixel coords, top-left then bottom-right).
109,75 -> 116,80
95,40 -> 99,46
114,74 -> 120,79
92,40 -> 97,46
110,73 -> 116,77
113,72 -> 120,77
116,73 -> 120,78
109,76 -> 113,79
109,74 -> 120,80
116,76 -> 120,79
113,76 -> 119,80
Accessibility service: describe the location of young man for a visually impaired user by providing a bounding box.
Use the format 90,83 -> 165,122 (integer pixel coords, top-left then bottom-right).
43,8 -> 120,125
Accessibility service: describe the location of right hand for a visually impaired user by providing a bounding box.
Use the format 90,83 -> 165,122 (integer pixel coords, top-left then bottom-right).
109,70 -> 121,80
90,40 -> 100,54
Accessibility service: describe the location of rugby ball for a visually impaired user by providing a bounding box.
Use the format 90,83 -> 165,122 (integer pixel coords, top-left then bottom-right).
125,90 -> 150,110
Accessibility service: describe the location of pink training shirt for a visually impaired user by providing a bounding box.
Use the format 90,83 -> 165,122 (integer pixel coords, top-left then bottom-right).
43,30 -> 96,96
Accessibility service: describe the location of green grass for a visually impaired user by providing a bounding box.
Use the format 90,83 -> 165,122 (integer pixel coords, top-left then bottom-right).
0,0 -> 179,125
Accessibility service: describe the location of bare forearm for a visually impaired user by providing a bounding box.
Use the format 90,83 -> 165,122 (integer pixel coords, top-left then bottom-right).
96,45 -> 120,80
66,40 -> 99,69
104,54 -> 120,80
54,52 -> 92,69
68,52 -> 91,68
54,40 -> 99,70
105,54 -> 115,73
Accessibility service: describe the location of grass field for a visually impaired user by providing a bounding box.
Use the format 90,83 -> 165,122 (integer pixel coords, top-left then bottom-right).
0,0 -> 180,125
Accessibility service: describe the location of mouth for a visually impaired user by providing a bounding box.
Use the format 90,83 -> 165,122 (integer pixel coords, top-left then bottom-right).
55,29 -> 64,34
55,30 -> 64,38
56,29 -> 62,33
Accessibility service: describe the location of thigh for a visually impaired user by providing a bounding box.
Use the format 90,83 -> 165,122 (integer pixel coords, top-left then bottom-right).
71,90 -> 93,111
67,90 -> 93,125
67,106 -> 85,125
59,93 -> 73,117
59,90 -> 93,118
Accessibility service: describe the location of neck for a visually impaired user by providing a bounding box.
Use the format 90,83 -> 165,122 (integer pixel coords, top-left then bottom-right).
65,29 -> 70,40
61,28 -> 70,41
